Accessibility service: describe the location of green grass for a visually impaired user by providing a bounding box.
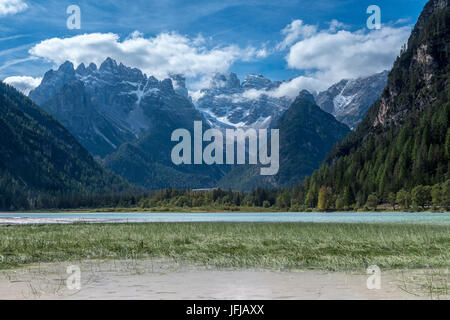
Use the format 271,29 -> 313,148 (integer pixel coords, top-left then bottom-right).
0,223 -> 449,271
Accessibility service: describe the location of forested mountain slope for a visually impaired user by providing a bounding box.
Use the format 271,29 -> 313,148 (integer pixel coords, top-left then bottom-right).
0,81 -> 130,210
302,0 -> 449,208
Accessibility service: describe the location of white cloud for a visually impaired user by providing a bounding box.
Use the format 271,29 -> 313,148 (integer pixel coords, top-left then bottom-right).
268,76 -> 324,98
285,25 -> 410,90
3,75 -> 42,95
23,21 -> 410,101
0,0 -> 28,16
276,20 -> 318,51
29,31 -> 263,80
194,21 -> 410,101
255,47 -> 269,58
205,76 -> 324,103
328,19 -> 348,32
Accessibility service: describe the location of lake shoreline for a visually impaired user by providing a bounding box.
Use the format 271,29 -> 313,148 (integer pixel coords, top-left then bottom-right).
1,208 -> 449,214
0,212 -> 449,226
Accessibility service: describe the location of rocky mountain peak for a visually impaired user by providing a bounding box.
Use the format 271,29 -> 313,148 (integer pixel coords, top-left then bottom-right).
241,74 -> 273,90
99,57 -> 118,72
58,60 -> 75,73
373,0 -> 448,128
295,90 -> 316,105
169,74 -> 189,98
160,78 -> 175,93
29,59 -> 201,158
75,63 -> 87,75
413,0 -> 448,36
211,72 -> 240,90
88,62 -> 97,71
316,70 -> 389,129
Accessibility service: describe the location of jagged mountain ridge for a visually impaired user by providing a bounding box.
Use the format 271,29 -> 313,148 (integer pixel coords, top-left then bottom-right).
27,58 -> 390,191
29,58 -> 225,189
29,58 -> 191,158
194,73 -> 292,129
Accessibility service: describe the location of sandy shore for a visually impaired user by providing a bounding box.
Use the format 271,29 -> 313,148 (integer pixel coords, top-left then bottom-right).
0,260 -> 446,300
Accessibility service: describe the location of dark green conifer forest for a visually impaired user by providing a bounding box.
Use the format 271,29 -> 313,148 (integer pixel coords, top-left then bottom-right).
0,82 -> 132,210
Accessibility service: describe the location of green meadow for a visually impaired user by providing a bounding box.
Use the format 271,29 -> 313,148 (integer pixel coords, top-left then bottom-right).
0,222 -> 449,271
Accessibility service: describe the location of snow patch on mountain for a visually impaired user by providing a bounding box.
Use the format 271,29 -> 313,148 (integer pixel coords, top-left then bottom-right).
316,71 -> 389,129
193,73 -> 292,129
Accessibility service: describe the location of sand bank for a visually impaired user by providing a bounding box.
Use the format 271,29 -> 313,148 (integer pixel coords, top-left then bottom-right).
0,260 -> 445,300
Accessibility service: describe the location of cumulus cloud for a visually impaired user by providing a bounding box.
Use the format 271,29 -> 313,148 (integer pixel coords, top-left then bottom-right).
285,25 -> 410,90
29,31 -> 263,80
327,19 -> 348,32
267,76 -> 325,98
3,75 -> 42,95
0,0 -> 28,16
276,20 -> 318,51
23,21 -> 409,101
242,20 -> 411,98
197,21 -> 410,102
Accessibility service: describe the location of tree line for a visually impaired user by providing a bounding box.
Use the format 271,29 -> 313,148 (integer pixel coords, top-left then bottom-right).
135,180 -> 449,211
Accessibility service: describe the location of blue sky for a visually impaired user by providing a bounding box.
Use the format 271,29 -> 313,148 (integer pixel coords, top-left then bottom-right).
0,0 -> 428,94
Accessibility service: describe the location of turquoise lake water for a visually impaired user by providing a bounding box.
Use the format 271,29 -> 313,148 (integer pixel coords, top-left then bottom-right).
0,212 -> 449,225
